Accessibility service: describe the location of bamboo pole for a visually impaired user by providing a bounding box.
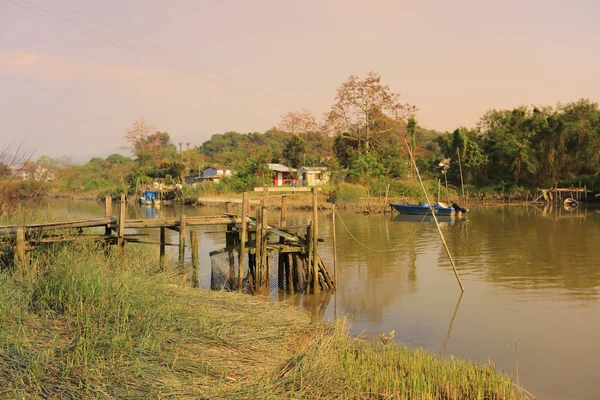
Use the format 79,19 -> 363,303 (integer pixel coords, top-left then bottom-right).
457,148 -> 465,204
332,204 -> 338,290
312,187 -> 320,294
238,192 -> 248,292
159,227 -> 166,270
190,230 -> 199,288
117,194 -> 126,254
178,215 -> 186,267
404,140 -> 465,292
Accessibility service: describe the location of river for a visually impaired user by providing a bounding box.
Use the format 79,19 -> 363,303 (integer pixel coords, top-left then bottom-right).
52,200 -> 600,400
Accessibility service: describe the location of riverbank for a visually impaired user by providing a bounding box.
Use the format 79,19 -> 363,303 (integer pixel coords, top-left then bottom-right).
0,240 -> 528,399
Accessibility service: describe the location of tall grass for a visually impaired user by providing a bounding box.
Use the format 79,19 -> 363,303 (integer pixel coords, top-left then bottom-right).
0,238 -> 527,399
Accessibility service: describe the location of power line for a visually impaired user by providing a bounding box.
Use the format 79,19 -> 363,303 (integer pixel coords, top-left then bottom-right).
48,0 -> 266,95
6,0 -> 234,90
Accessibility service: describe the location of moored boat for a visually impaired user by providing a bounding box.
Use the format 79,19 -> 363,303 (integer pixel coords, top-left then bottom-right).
140,190 -> 161,205
390,203 -> 455,216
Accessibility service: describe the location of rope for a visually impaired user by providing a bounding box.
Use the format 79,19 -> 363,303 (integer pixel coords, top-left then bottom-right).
335,211 -> 429,253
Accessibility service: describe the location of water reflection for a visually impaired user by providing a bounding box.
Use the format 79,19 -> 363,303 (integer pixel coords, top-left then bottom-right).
47,200 -> 600,400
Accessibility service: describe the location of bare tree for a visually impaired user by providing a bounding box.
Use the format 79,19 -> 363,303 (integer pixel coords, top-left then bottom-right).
325,71 -> 416,153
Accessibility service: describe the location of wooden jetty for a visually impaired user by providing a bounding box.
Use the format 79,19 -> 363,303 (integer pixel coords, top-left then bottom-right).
534,186 -> 588,204
1,190 -> 335,295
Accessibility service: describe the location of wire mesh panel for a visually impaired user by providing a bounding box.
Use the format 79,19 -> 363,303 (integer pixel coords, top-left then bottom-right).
210,250 -> 309,293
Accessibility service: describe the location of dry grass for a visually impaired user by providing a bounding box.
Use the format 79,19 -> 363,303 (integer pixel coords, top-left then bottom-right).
0,240 -> 527,399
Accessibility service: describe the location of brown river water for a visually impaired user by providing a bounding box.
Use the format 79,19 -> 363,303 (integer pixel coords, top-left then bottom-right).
52,200 -> 600,400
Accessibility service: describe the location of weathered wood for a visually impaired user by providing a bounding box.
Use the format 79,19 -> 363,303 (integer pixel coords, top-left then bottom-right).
190,230 -> 199,288
318,257 -> 335,290
178,215 -> 186,266
105,196 -> 112,235
238,192 -> 248,292
332,204 -> 337,290
254,187 -> 320,193
14,228 -> 27,274
0,217 -> 117,237
280,195 -> 288,228
225,201 -> 232,214
306,224 -> 313,293
261,190 -> 269,293
291,254 -> 299,294
255,207 -> 263,292
286,253 -> 294,294
118,194 -> 126,254
312,187 -> 320,294
159,227 -> 166,270
197,197 -> 260,204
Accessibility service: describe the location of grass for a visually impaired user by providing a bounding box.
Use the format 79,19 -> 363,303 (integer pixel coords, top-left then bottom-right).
0,238 -> 528,399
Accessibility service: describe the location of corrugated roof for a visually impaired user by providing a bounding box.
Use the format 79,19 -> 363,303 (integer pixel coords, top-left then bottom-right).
268,163 -> 296,172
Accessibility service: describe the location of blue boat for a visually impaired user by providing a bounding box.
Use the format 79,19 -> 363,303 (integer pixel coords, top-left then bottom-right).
140,190 -> 161,205
390,203 -> 455,216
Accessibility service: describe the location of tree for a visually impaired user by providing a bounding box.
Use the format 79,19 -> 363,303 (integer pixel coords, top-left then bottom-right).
282,135 -> 306,168
326,71 -> 416,153
105,153 -> 133,166
123,118 -> 160,165
278,109 -> 320,165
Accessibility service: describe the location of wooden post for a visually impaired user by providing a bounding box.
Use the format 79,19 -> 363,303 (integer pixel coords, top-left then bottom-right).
14,228 -> 27,275
280,195 -> 288,228
226,201 -> 232,214
306,223 -> 313,293
178,214 -> 186,267
255,207 -> 263,291
104,196 -> 112,236
311,187 -> 320,294
159,227 -> 166,270
286,253 -> 294,294
457,147 -> 465,204
383,184 -> 390,213
118,194 -> 126,253
438,179 -> 441,203
238,192 -> 248,292
332,204 -> 337,291
261,191 -> 269,293
190,230 -> 199,288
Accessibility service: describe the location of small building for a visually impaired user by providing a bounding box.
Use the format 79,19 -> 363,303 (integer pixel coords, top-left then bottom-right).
267,163 -> 296,186
298,166 -> 329,187
183,175 -> 200,185
200,166 -> 234,182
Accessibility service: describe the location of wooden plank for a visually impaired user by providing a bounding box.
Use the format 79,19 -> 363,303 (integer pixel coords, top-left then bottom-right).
253,187 -> 321,193
197,197 -> 260,204
0,217 -> 117,236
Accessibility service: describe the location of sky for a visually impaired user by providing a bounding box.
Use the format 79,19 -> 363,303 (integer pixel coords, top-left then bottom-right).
1,0 -> 600,160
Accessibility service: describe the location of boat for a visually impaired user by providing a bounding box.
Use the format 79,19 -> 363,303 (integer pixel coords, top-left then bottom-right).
390,203 -> 455,216
140,190 -> 161,205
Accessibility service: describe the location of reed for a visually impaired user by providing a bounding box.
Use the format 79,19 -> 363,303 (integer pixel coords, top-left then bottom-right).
0,233 -> 527,399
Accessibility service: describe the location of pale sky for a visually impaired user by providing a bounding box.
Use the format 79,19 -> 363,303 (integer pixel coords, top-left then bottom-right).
1,0 -> 599,160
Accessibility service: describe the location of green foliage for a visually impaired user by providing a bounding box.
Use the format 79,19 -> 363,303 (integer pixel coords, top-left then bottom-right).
83,179 -> 111,191
348,154 -> 386,184
282,135 -> 306,168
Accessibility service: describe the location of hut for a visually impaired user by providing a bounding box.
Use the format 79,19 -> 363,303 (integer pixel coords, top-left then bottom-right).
298,166 -> 329,187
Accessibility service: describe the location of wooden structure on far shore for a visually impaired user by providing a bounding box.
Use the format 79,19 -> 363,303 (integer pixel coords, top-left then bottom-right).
1,190 -> 335,296
534,186 -> 588,204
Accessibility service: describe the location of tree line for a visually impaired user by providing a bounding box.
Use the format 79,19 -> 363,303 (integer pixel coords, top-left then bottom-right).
5,72 -> 599,198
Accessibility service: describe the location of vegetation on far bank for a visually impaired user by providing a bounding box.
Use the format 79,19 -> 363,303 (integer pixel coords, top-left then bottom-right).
3,71 -> 599,207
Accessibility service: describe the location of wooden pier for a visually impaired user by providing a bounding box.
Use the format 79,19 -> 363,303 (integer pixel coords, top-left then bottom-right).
1,190 -> 335,295
534,186 -> 588,204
